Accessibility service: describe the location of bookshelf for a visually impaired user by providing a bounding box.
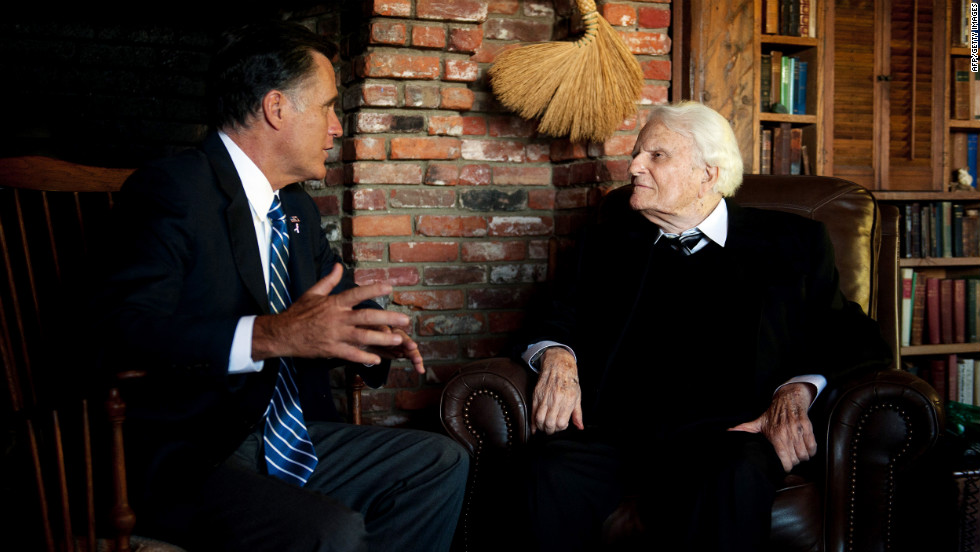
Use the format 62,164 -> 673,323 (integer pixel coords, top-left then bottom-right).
755,7 -> 825,176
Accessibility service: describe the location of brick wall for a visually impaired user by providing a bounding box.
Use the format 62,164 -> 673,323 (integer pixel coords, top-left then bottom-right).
340,0 -> 672,427
0,2 -> 672,429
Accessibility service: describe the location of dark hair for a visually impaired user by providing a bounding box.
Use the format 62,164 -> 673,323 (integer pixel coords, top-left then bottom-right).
209,21 -> 338,130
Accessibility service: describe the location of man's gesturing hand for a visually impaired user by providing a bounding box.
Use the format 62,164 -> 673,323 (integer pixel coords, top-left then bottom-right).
252,264 -> 412,366
531,347 -> 584,435
728,383 -> 817,472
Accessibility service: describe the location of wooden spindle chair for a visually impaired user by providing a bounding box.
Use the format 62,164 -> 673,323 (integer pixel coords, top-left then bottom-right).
0,155 -> 365,551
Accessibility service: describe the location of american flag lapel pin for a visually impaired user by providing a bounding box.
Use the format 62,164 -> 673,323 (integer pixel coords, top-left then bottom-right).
290,215 -> 301,234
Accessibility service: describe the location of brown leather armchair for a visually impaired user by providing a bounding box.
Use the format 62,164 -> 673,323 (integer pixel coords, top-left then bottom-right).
441,175 -> 946,552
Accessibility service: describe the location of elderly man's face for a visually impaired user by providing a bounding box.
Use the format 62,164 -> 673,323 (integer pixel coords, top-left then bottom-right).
627,122 -> 708,223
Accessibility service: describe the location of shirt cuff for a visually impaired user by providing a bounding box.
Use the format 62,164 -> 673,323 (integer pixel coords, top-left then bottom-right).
522,341 -> 577,373
229,315 -> 264,374
775,374 -> 827,408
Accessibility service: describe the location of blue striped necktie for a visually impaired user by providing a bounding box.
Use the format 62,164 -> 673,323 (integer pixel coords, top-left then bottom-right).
263,196 -> 318,486
659,230 -> 703,256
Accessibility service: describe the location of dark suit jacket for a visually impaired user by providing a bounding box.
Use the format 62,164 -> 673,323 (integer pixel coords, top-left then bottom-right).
101,133 -> 387,496
524,194 -> 891,427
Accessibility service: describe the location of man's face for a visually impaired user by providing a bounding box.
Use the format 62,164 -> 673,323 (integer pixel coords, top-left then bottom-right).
628,122 -> 708,226
281,52 -> 342,183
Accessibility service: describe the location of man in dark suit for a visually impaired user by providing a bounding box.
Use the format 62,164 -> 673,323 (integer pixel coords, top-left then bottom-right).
101,22 -> 467,552
519,102 -> 890,551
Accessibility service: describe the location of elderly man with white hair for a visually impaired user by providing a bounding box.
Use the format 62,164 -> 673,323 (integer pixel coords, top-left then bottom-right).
518,102 -> 891,551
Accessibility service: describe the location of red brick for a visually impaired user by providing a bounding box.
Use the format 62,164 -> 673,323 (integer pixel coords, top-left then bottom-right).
528,239 -> 550,260
526,143 -> 549,162
487,216 -> 553,236
390,137 -> 461,160
599,159 -> 631,182
425,164 -> 460,186
461,241 -> 526,262
353,112 -> 393,134
459,164 -> 491,186
348,162 -> 423,185
638,6 -> 671,28
527,189 -> 556,210
350,215 -> 413,236
404,84 -> 442,108
389,189 -> 456,208
641,84 -> 669,105
354,267 -> 420,287
418,313 -> 485,336
569,161 -> 599,185
556,187 -> 590,209
412,25 -> 447,49
488,311 -> 525,333
550,140 -> 589,161
417,338 -> 459,361
618,31 -> 671,55
524,0 -> 554,16
416,215 -> 488,237
440,87 -> 476,110
492,165 -> 551,186
394,387 -> 444,411
462,336 -> 510,359
488,0 -> 519,14
424,266 -> 487,285
461,140 -> 525,162
323,166 -> 344,187
488,116 -> 537,138
641,58 -> 672,80
385,366 -> 422,389
448,26 -> 484,53
467,286 -> 533,309
617,112 -> 639,132
429,115 -> 464,136
343,137 -> 386,161
344,82 -> 399,109
393,289 -> 466,310
370,20 -> 408,45
461,116 -> 487,136
603,4 -> 637,26
484,18 -> 553,42
390,241 -> 459,262
417,0 -> 489,22
490,263 -> 546,284
372,0 -> 412,16
445,59 -> 479,82
346,242 -> 386,262
312,195 -> 339,216
350,188 -> 387,211
471,41 -> 516,64
358,52 -> 442,79
600,134 -> 638,156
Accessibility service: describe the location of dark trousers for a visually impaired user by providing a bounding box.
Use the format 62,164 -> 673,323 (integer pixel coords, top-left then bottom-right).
156,422 -> 468,552
526,427 -> 785,552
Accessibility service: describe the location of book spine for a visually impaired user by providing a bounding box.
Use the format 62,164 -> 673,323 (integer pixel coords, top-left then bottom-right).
799,0 -> 811,37
765,0 -> 779,34
954,203 -> 965,257
955,57 -> 971,119
969,133 -> 978,187
942,278 -> 954,344
760,128 -> 772,175
794,61 -> 808,115
955,278 -> 966,343
943,201 -> 953,258
901,267 -> 914,347
911,201 -> 921,258
761,54 -> 772,112
927,277 -> 941,344
789,128 -> 802,175
911,272 -> 927,346
770,51 -> 783,108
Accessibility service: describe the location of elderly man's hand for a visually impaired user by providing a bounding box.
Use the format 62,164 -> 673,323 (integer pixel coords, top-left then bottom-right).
728,383 -> 817,472
531,347 -> 584,435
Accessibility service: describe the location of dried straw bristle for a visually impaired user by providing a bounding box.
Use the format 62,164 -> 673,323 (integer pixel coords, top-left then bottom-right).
488,5 -> 643,143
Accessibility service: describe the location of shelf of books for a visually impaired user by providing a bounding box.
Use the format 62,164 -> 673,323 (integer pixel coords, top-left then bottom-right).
756,0 -> 822,175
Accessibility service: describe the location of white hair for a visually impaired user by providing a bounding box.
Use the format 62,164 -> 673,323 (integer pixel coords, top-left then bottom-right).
644,101 -> 744,197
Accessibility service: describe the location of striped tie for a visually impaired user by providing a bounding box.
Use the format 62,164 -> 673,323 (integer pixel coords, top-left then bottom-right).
263,196 -> 318,486
659,230 -> 703,256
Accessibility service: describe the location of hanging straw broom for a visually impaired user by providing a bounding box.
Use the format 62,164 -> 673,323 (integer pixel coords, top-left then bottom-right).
488,0 -> 644,144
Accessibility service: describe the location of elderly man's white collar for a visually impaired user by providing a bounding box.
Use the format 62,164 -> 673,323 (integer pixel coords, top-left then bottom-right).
655,198 -> 729,248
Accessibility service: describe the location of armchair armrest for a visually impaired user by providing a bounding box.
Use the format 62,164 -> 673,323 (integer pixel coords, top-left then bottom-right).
822,369 -> 944,552
440,358 -> 533,457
